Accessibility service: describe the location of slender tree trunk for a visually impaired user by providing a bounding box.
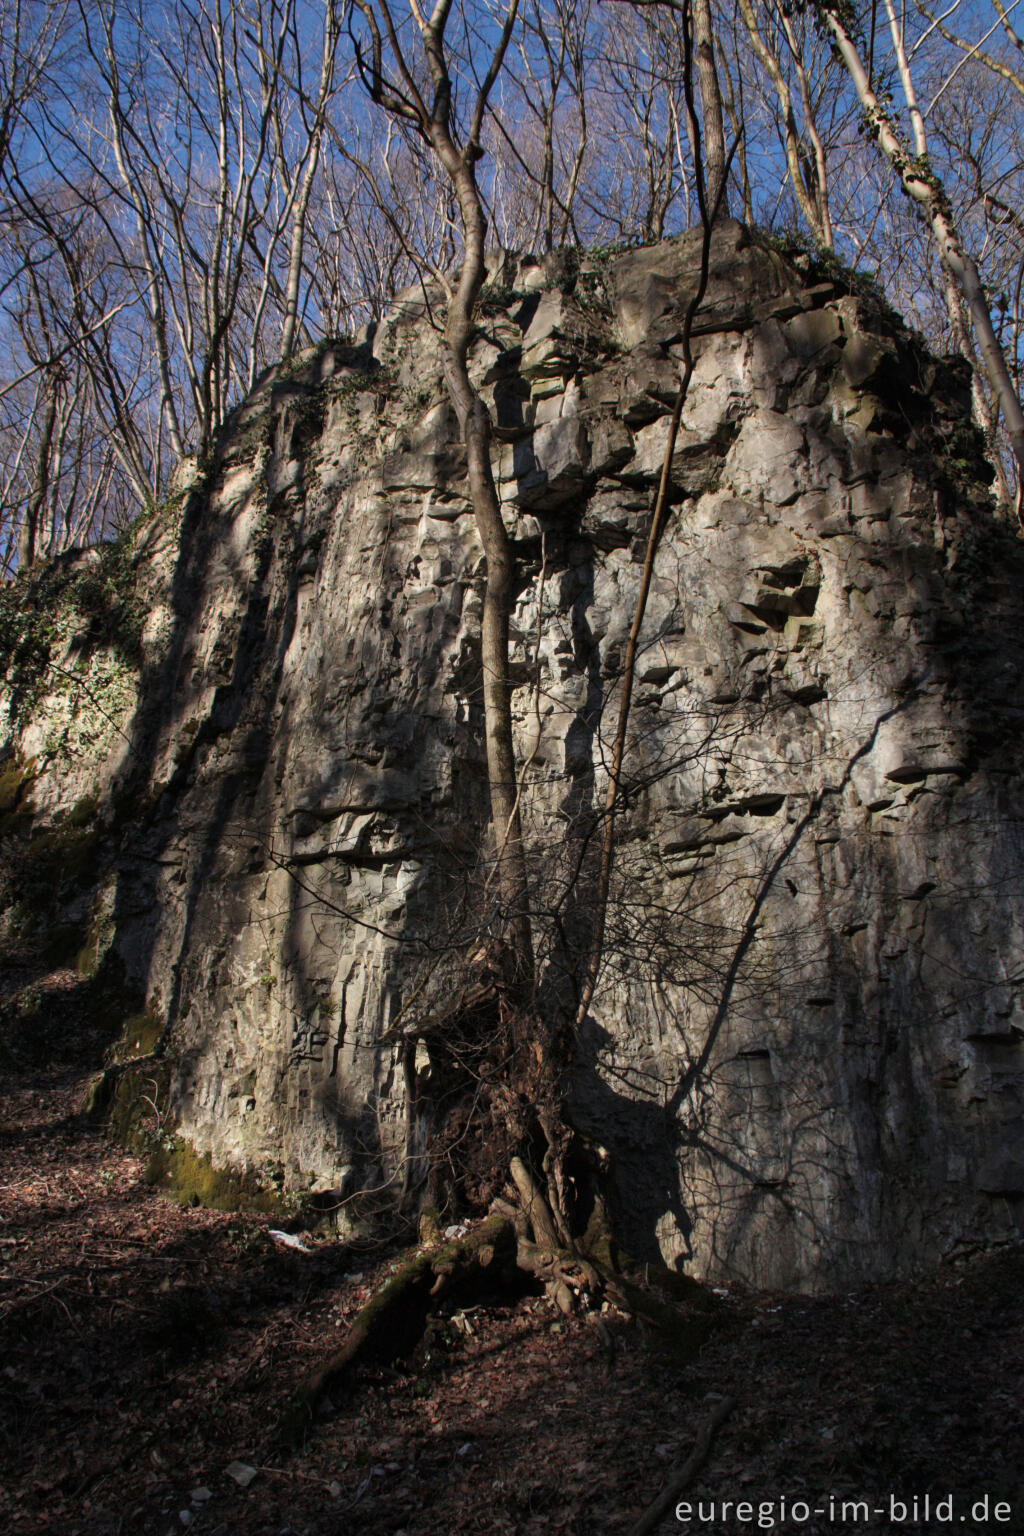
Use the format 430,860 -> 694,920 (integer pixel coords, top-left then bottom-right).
940,266 -> 1013,507
279,139 -> 322,361
350,0 -> 532,972
691,0 -> 728,214
280,1 -> 338,360
734,0 -> 831,247
17,370 -> 57,570
436,153 -> 534,980
778,7 -> 833,246
822,3 -> 1024,485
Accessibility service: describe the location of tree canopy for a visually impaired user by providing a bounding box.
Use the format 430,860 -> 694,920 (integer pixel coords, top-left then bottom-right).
0,0 -> 1022,568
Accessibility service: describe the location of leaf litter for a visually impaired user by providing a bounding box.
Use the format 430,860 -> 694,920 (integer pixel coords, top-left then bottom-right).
1,960 -> 1022,1535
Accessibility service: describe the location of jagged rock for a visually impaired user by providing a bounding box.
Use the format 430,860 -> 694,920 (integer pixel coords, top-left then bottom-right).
498,414 -> 589,508
5,222 -> 1024,1291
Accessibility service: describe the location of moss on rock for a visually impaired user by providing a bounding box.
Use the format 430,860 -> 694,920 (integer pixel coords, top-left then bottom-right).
110,1008 -> 163,1062
144,1138 -> 292,1215
0,755 -> 36,836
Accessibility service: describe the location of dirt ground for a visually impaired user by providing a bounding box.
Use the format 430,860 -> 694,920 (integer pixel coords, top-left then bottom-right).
2,963 -> 1023,1536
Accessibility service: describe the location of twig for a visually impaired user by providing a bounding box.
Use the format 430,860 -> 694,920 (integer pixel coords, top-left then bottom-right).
572,1 -> 740,1040
627,1394 -> 736,1536
0,1276 -> 69,1320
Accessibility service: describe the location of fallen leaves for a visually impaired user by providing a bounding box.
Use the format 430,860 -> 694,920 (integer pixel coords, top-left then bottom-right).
2,962 -> 1023,1534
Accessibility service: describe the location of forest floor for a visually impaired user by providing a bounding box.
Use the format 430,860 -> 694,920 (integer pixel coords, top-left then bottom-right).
2,962 -> 1023,1536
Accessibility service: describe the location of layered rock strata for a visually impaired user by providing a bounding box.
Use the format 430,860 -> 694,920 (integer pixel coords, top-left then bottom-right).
5,221 -> 1024,1289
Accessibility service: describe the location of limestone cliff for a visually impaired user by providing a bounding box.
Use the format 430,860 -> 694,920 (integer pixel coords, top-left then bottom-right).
3,221 -> 1024,1290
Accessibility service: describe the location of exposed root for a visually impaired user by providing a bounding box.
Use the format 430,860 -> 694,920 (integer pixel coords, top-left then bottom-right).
509,1154 -> 559,1252
507,1153 -> 603,1312
277,1214 -> 516,1446
277,1156 -> 598,1448
514,1236 -> 599,1315
278,1166 -> 720,1450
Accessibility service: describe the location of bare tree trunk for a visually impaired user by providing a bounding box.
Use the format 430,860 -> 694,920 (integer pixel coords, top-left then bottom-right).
279,135 -> 325,361
939,266 -> 1013,507
691,0 -> 728,213
733,0 -> 831,247
279,0 -> 340,360
822,2 -> 1024,487
777,4 -> 833,246
93,5 -> 186,462
17,369 -> 57,570
351,0 -> 531,976
440,160 -> 534,977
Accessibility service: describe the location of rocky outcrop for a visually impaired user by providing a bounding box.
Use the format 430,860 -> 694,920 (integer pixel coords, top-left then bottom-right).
4,220 -> 1024,1290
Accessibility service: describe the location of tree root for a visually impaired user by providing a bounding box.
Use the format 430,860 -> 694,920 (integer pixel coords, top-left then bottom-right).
506,1153 -> 600,1311
277,1214 -> 517,1447
277,1175 -> 720,1449
278,1163 -> 598,1446
515,1236 -> 600,1315
510,1155 -> 559,1252
627,1393 -> 735,1536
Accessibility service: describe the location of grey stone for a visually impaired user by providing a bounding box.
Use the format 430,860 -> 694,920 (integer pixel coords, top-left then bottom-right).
499,416 -> 589,509
6,227 -> 1023,1296
783,307 -> 842,358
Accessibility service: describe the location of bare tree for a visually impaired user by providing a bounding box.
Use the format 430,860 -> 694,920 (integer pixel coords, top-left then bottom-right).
593,5 -> 695,240
691,0 -> 729,211
0,0 -> 68,184
731,0 -> 835,245
60,0 -> 345,456
276,4 -> 344,360
490,0 -> 589,251
616,0 -> 730,218
334,0 -> 731,1282
350,0 -> 533,976
816,0 -> 1024,498
269,0 -> 744,1415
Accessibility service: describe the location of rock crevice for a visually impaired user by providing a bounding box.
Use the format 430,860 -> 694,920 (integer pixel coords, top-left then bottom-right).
4,221 -> 1024,1290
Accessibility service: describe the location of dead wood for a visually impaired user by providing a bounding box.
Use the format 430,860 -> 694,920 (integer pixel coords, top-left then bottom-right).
627,1393 -> 736,1536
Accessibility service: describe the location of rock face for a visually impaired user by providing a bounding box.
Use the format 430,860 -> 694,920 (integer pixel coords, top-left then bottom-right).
5,220 -> 1024,1290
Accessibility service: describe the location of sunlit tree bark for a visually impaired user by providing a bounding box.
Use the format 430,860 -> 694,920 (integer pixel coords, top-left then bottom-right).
818,0 -> 1024,495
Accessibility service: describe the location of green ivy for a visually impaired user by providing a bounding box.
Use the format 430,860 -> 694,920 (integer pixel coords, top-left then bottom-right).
0,521 -> 147,732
